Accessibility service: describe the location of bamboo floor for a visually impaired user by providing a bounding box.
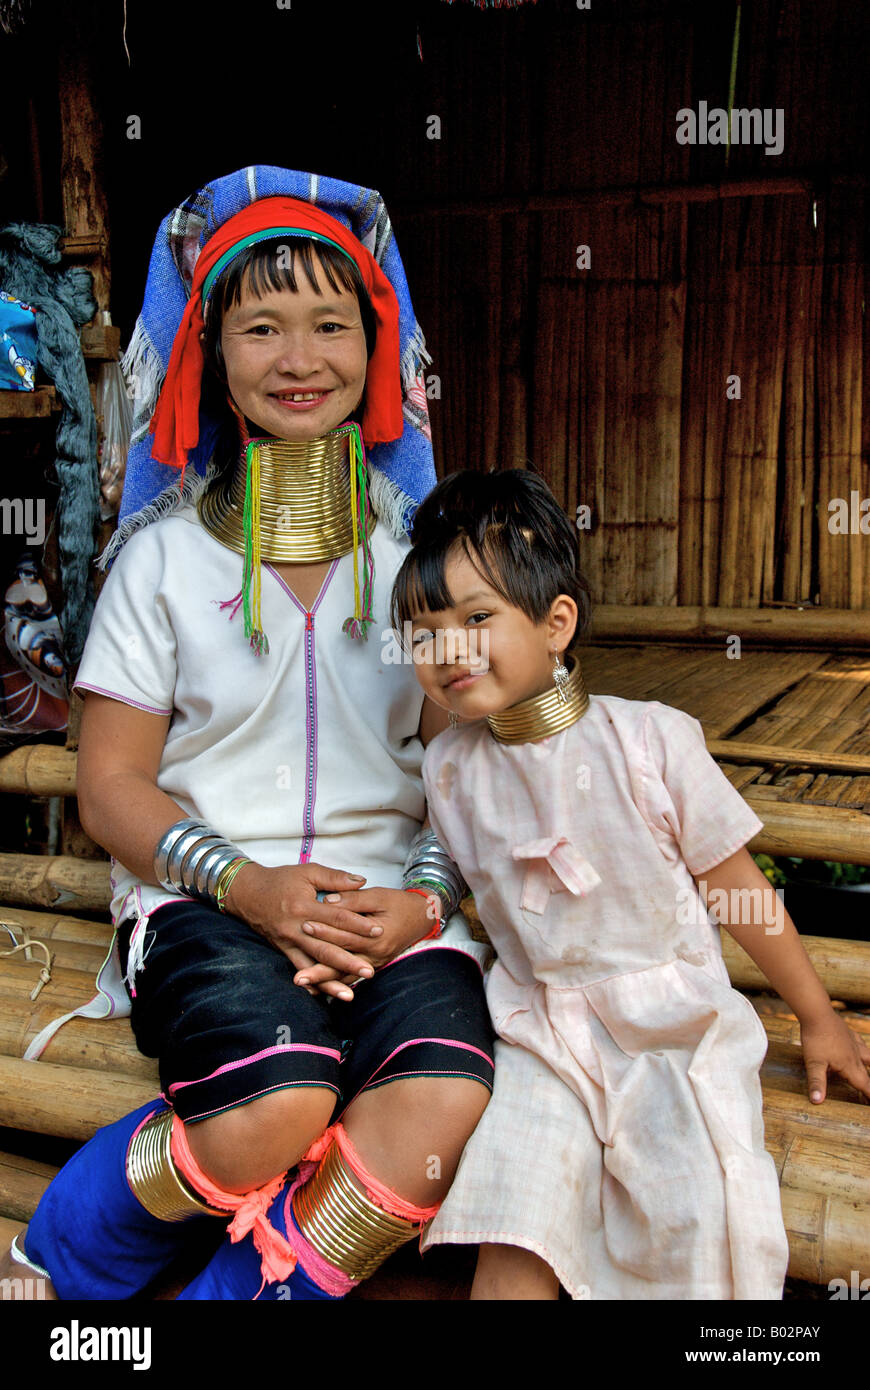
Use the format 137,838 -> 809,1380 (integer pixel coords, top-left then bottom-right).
581,643 -> 870,865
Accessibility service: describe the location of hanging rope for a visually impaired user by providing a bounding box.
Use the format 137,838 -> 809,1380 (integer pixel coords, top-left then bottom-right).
1,922 -> 54,1001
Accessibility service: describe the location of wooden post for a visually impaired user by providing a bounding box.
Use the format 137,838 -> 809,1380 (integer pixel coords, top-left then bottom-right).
56,7 -> 110,313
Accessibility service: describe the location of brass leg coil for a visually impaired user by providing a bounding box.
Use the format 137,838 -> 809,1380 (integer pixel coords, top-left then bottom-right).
292,1140 -> 427,1281
125,1109 -> 227,1222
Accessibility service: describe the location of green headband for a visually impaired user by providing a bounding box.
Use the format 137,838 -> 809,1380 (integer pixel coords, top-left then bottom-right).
201,228 -> 356,307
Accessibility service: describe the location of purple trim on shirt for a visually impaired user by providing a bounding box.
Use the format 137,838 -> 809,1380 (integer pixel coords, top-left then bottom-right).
264,558 -> 340,865
302,616 -> 316,862
73,682 -> 171,716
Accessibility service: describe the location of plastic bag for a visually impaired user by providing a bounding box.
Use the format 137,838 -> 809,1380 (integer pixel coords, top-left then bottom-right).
96,358 -> 132,520
0,289 -> 38,391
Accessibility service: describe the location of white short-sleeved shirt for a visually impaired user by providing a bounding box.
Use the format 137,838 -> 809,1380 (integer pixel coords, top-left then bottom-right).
73,502 -> 488,969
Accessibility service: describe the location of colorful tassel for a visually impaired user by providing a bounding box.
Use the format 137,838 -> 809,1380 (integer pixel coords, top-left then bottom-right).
219,394 -> 374,652
241,438 -> 270,656
342,422 -> 376,642
223,393 -> 270,656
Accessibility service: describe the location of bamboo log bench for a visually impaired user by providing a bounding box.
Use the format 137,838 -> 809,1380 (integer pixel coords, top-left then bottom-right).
0,900 -> 868,1293
2,619 -> 869,1297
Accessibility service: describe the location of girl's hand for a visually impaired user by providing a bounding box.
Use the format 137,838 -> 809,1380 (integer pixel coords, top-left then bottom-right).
293,887 -> 437,992
799,1010 -> 870,1104
224,861 -> 384,1000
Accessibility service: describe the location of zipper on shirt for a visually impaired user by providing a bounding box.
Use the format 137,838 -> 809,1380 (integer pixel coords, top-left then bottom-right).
262,558 -> 342,865
300,609 -> 317,862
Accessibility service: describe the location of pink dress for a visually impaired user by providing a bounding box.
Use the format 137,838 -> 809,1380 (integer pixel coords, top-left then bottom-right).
420,695 -> 790,1299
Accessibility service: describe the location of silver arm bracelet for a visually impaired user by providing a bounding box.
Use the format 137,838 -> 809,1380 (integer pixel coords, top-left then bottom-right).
402,828 -> 458,872
179,836 -> 226,894
185,846 -> 245,905
154,818 -> 247,906
402,829 -> 467,920
195,844 -> 242,900
403,831 -> 466,887
154,818 -> 210,888
164,825 -> 216,891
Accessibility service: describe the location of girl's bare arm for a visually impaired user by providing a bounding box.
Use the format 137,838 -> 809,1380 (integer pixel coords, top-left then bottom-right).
77,692 -> 187,881
695,848 -> 832,1023
695,847 -> 870,1102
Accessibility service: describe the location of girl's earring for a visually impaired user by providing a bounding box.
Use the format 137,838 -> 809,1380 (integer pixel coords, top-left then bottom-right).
448,711 -> 460,729
552,651 -> 570,706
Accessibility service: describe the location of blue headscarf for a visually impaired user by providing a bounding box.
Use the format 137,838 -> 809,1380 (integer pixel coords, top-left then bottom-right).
100,166 -> 436,569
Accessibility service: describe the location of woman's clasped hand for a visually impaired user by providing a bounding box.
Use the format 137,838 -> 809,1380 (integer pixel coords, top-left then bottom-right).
225,861 -> 435,999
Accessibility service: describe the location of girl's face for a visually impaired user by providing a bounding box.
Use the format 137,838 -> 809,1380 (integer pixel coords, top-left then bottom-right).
408,546 -> 577,723
218,258 -> 368,441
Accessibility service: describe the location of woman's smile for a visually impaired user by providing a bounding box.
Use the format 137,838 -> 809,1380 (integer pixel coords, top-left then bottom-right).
270,388 -> 334,413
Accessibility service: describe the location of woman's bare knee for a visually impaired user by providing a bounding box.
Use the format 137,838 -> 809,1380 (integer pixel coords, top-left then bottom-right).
184,1086 -> 335,1193
343,1076 -> 491,1205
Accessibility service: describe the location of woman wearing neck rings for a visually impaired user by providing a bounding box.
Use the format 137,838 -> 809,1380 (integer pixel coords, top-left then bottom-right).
9,169 -> 493,1301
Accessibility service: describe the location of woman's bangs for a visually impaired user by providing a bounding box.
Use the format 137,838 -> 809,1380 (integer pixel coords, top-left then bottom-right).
222,240 -> 355,310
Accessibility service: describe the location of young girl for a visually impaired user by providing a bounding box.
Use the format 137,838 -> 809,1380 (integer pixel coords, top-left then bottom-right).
391,467 -> 870,1301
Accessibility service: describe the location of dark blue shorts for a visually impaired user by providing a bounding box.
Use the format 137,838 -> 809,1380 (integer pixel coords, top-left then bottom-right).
117,898 -> 494,1125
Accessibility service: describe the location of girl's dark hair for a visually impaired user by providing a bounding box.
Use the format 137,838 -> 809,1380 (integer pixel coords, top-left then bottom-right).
200,237 -> 377,475
390,468 -> 593,654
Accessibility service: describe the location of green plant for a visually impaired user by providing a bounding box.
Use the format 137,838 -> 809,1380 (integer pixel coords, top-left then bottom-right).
753,854 -> 870,888
753,853 -> 787,887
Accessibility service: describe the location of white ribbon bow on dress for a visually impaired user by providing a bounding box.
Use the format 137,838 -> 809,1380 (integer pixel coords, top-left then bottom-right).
512,836 -> 601,914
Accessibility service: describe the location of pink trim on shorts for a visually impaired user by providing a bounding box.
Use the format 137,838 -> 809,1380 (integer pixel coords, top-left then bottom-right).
376,944 -> 487,977
355,1067 -> 491,1088
180,1080 -> 340,1125
166,1043 -> 342,1096
356,1035 -> 494,1096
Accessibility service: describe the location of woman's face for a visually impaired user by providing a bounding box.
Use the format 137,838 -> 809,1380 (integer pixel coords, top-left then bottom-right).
218,257 -> 368,441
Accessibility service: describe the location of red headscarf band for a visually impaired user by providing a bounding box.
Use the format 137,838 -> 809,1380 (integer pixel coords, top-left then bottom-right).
148,197 -> 404,479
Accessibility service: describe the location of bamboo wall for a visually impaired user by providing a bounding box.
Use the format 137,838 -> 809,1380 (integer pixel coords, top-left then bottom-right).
18,0 -> 866,614
383,0 -> 869,611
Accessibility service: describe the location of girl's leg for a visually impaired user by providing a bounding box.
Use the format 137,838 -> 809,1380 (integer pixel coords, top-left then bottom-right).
336,946 -> 493,1197
184,1086 -> 334,1193
471,1243 -> 560,1301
